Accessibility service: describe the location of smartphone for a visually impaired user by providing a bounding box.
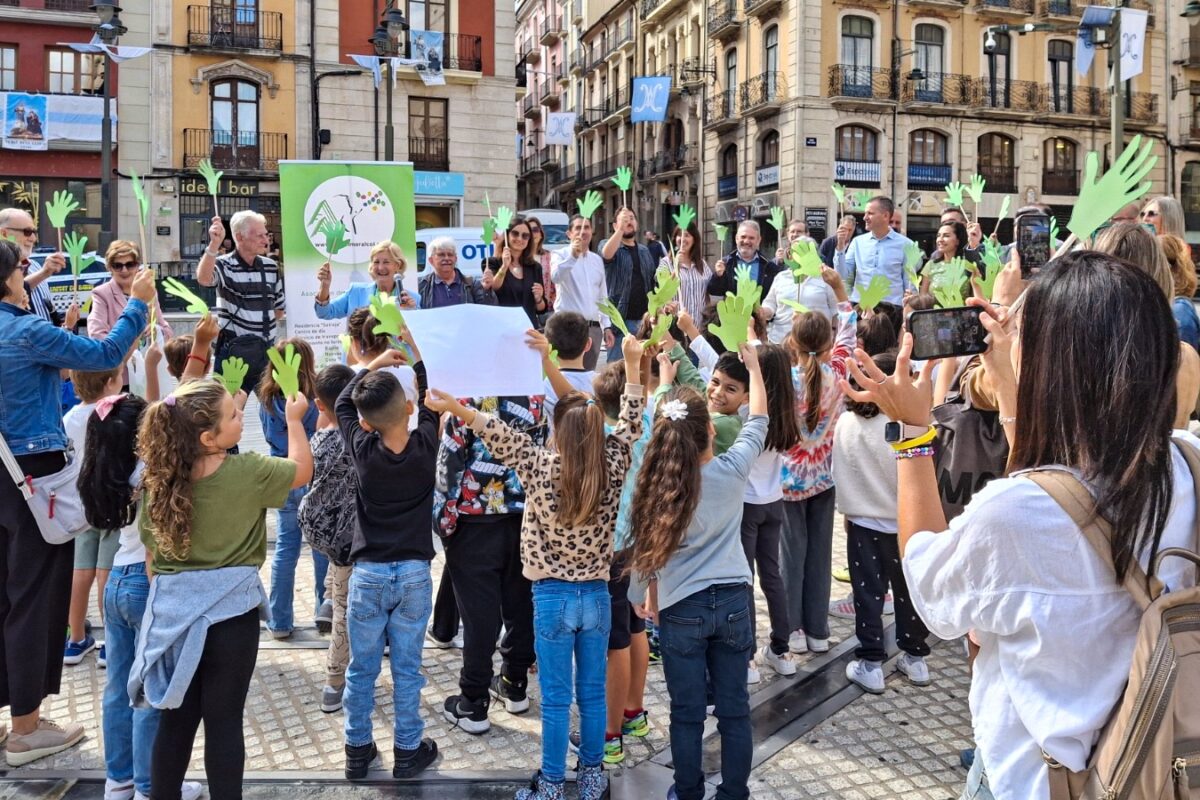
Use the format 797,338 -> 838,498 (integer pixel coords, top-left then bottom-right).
908,307 -> 989,361
1016,213 -> 1051,279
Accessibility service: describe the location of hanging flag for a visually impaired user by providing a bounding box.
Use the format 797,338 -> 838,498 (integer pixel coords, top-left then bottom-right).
350,54 -> 384,87
61,35 -> 150,63
630,76 -> 672,123
544,112 -> 576,146
412,30 -> 446,86
1075,27 -> 1096,77
1119,8 -> 1148,80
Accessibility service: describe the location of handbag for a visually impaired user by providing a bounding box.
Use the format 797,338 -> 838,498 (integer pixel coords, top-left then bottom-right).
0,433 -> 89,545
931,357 -> 1010,521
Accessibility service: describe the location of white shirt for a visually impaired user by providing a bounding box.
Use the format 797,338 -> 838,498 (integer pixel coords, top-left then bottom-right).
831,412 -> 898,532
63,401 -> 97,455
762,272 -> 839,345
902,446 -> 1199,800
353,365 -> 419,431
550,247 -> 609,328
113,463 -> 147,567
544,368 -> 597,431
743,449 -> 784,504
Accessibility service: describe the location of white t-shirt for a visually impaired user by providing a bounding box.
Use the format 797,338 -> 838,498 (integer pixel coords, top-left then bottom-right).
902,445 -> 1200,800
354,364 -> 418,431
62,400 -> 97,455
112,463 -> 147,568
744,449 -> 784,505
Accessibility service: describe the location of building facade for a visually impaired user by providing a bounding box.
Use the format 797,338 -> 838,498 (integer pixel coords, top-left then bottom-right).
1169,0 -> 1200,241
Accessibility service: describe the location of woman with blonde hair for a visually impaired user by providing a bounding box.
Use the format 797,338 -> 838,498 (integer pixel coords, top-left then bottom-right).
315,239 -> 416,319
1140,196 -> 1186,238
87,240 -> 173,343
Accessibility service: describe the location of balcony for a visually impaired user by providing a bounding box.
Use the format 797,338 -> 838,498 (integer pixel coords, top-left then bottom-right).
540,83 -> 562,108
833,159 -> 881,187
522,38 -> 541,65
1181,114 -> 1200,145
739,71 -> 787,117
905,0 -> 967,8
575,113 -> 596,132
587,45 -> 607,71
183,129 -> 287,173
187,6 -> 283,53
1044,85 -> 1104,116
900,72 -> 976,106
978,78 -> 1044,114
907,163 -> 953,189
744,0 -> 782,18
569,49 -> 585,75
436,34 -> 483,72
978,166 -> 1018,194
540,13 -> 564,45
409,136 -> 449,172
1041,0 -> 1078,16
678,56 -> 708,86
1126,91 -> 1159,124
42,0 -> 91,9
582,152 -> 632,185
707,0 -> 740,41
520,153 -> 543,176
642,0 -> 685,23
554,60 -> 569,85
638,144 -> 699,179
1182,39 -> 1200,68
607,23 -> 634,60
601,86 -> 630,121
1042,169 -> 1079,195
827,65 -> 894,108
539,147 -> 559,170
704,89 -> 739,132
975,0 -> 1035,17
522,90 -> 541,118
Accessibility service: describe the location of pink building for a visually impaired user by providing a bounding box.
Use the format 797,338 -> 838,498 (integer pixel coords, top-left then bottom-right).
516,0 -> 569,208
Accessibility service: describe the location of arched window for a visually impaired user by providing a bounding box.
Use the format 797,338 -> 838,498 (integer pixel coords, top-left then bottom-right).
983,31 -> 1011,108
724,48 -> 738,112
1182,162 -> 1200,232
913,24 -> 944,101
719,143 -> 738,199
836,124 -> 877,162
759,130 -> 779,167
764,25 -> 779,97
1048,40 -> 1074,112
211,78 -> 259,169
1043,137 -> 1078,194
978,133 -> 1016,192
910,129 -> 947,164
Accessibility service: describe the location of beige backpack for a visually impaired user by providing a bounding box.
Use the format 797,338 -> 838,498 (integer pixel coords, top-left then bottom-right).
1028,442 -> 1200,800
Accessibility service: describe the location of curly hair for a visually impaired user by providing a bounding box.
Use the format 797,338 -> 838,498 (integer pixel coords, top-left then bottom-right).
629,387 -> 711,579
758,344 -> 799,452
137,380 -> 228,561
79,394 -> 148,530
256,337 -> 318,406
788,311 -> 834,433
1160,234 -> 1197,299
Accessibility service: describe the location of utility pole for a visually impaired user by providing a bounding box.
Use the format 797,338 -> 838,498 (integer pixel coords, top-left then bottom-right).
1110,2 -> 1124,159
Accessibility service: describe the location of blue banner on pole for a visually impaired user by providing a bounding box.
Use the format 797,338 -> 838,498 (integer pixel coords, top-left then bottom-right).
631,77 -> 672,123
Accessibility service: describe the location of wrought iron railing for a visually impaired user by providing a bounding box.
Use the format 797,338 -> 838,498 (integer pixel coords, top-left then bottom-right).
978,166 -> 1018,193
828,65 -> 893,101
1042,169 -> 1079,194
409,136 -> 449,172
183,128 -> 287,171
739,71 -> 787,113
707,0 -> 739,36
187,5 -> 283,51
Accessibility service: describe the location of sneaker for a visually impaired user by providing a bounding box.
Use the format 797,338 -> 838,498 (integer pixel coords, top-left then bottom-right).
134,782 -> 202,800
832,567 -> 851,583
806,635 -> 830,653
845,659 -> 885,694
569,732 -> 624,765
897,653 -> 931,686
97,644 -> 106,669
489,675 -> 530,714
63,635 -> 96,665
393,739 -> 438,778
5,718 -> 86,766
315,600 -> 334,634
883,593 -> 894,616
267,628 -> 293,641
426,629 -> 463,649
345,740 -> 378,780
621,710 -> 650,738
788,630 -> 808,654
828,595 -> 856,620
760,644 -> 797,677
320,684 -> 344,713
515,770 -> 566,800
577,763 -> 610,800
746,662 -> 761,685
442,694 -> 490,734
104,778 -> 134,800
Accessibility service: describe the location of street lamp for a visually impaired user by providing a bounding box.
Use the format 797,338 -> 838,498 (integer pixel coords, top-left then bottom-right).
370,3 -> 409,161
888,44 -> 925,196
90,2 -> 125,251
1184,0 -> 1200,17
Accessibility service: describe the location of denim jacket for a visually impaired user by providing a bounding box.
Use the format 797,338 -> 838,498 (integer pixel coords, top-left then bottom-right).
0,298 -> 148,455
599,239 -> 656,319
258,394 -> 319,457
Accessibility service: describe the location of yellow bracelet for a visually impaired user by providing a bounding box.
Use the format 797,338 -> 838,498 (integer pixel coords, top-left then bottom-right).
890,426 -> 937,451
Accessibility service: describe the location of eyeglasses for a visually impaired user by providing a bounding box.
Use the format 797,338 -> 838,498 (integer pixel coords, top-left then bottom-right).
111,260 -> 140,271
3,227 -> 36,237
510,231 -> 531,240
1140,209 -> 1159,218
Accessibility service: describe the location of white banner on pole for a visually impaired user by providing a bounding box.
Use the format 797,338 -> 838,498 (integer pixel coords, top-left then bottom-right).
544,112 -> 576,146
401,305 -> 543,398
1119,8 -> 1148,80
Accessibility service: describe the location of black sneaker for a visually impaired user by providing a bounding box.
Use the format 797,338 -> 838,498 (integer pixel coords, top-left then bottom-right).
345,740 -> 378,780
442,694 -> 490,734
489,674 -> 530,714
393,738 -> 439,778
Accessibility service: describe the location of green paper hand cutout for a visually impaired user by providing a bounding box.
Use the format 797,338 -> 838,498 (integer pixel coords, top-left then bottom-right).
857,274 -> 891,312
482,217 -> 498,245
966,174 -> 987,204
369,294 -> 405,338
944,181 -> 965,208
645,314 -> 674,347
130,170 -> 150,228
931,258 -> 970,309
1049,216 -> 1060,245
831,183 -> 846,205
161,277 -> 209,314
597,299 -> 630,337
197,159 -> 223,198
709,294 -> 755,352
547,347 -> 561,367
788,241 -> 822,280
734,264 -> 762,308
316,219 -> 350,256
713,222 -> 731,243
1068,136 -> 1157,243
81,295 -> 93,317
215,357 -> 249,395
265,344 -> 302,401
339,334 -> 353,355
494,206 -> 514,234
852,190 -> 872,210
646,271 -> 681,320
767,206 -> 786,232
63,232 -> 93,276
577,190 -> 603,220
780,298 -> 810,313
45,191 -> 80,229
904,242 -> 924,289
979,242 -> 1003,301
672,204 -> 696,232
613,166 -> 633,192
996,195 -> 1011,223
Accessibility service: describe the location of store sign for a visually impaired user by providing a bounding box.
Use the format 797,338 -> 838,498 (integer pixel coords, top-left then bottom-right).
718,175 -> 738,198
180,176 -> 259,196
833,160 -> 881,184
805,137 -> 817,147
413,171 -> 465,197
804,207 -> 828,236
755,164 -> 779,188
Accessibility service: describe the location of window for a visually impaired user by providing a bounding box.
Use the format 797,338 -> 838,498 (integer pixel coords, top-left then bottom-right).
764,25 -> 778,96
1182,162 -> 1200,232
210,78 -> 259,168
47,48 -> 104,95
405,0 -> 448,36
983,31 -> 1011,107
1043,137 -> 1077,194
913,24 -> 944,102
724,48 -> 737,110
978,133 -> 1016,191
409,97 -> 448,170
759,130 -> 779,167
719,144 -> 738,200
910,129 -> 947,164
1049,40 -> 1073,112
0,46 -> 14,91
841,16 -> 873,92
836,124 -> 877,162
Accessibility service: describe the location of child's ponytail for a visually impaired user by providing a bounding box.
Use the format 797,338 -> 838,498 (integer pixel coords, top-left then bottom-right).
553,392 -> 608,528
630,387 -> 710,579
79,393 -> 148,530
788,311 -> 834,434
347,307 -> 389,359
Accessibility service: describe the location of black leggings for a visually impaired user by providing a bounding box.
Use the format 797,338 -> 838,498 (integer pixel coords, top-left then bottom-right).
150,609 -> 259,800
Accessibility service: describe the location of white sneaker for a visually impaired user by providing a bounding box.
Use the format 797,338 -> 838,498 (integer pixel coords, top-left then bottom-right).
788,630 -> 807,654
746,662 -> 761,685
845,659 -> 885,694
828,595 -> 856,620
897,653 -> 931,686
134,781 -> 202,800
760,645 -> 796,677
883,593 -> 894,616
104,779 -> 135,800
705,704 -> 716,715
806,635 -> 830,653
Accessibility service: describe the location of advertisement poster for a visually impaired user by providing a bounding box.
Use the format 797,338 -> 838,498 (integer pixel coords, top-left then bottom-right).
278,160 -> 417,366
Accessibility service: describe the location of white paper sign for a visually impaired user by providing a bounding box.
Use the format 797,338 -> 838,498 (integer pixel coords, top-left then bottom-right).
1119,8 -> 1148,80
401,304 -> 543,399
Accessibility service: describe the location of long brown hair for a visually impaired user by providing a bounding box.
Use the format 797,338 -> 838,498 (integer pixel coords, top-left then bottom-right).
551,391 -> 609,527
256,337 -> 318,406
788,311 -> 834,432
507,218 -> 541,272
1011,252 -> 1178,582
525,214 -> 546,257
137,380 -> 228,561
758,344 -> 800,452
630,387 -> 711,578
671,222 -> 704,269
347,307 -> 389,358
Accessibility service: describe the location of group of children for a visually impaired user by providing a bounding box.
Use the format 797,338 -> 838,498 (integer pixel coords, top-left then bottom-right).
60,254 -> 937,800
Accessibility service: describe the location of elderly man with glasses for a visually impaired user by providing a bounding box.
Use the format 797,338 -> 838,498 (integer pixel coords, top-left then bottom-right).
87,240 -> 172,343
0,207 -> 67,326
417,237 -> 496,308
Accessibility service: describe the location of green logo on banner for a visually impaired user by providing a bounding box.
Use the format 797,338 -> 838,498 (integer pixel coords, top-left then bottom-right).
303,177 -> 394,265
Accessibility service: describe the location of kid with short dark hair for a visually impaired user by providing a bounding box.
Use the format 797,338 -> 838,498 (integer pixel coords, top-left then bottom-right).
708,352 -> 750,456
543,312 -> 596,426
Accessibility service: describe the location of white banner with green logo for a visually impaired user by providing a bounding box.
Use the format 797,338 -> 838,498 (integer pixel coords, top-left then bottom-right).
279,160 -> 417,366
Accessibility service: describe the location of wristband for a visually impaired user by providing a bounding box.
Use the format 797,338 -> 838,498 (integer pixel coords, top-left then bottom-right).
894,445 -> 935,460
889,426 -> 937,451
186,354 -> 208,367
204,248 -> 219,258
998,415 -> 1016,425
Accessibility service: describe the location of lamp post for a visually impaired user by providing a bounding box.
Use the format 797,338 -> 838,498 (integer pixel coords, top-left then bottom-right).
370,3 -> 409,161
90,2 -> 125,251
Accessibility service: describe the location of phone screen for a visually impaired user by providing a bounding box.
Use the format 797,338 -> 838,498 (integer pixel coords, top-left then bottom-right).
1017,214 -> 1051,278
908,308 -> 989,361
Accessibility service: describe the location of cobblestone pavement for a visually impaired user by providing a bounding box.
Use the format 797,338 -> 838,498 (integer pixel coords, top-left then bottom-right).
7,394 -> 976,798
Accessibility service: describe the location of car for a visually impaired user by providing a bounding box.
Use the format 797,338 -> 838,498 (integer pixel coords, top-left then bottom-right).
28,248 -> 107,318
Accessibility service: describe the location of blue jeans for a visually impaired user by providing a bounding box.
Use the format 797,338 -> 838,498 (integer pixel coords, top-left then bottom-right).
659,583 -> 754,800
606,317 -> 643,363
960,754 -> 995,799
532,579 -> 611,783
343,560 -> 432,750
102,563 -> 161,796
269,486 -> 329,633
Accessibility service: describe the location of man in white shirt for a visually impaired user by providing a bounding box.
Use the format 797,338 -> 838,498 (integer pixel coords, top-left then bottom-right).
836,196 -> 914,306
550,214 -> 609,370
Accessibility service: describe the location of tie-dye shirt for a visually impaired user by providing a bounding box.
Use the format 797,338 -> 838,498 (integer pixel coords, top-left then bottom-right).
780,302 -> 857,501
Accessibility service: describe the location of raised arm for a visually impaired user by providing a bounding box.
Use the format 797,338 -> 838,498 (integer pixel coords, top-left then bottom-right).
195,216 -> 224,287
284,393 -> 314,489
424,389 -> 544,479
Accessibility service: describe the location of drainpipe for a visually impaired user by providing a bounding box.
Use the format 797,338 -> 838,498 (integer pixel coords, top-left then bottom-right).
313,70 -> 364,158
